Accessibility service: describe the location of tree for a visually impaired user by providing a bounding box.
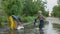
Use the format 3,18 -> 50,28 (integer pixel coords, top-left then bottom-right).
52,6 -> 60,17
2,0 -> 24,16
58,0 -> 60,6
2,0 -> 48,16
52,0 -> 60,17
23,0 -> 47,16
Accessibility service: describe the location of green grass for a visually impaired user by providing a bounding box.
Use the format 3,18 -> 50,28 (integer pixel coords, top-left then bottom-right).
0,17 -> 8,28
53,23 -> 60,29
21,16 -> 36,23
0,22 -> 3,27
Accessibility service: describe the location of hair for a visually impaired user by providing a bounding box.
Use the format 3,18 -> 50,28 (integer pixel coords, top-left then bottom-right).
38,11 -> 42,13
38,11 -> 42,14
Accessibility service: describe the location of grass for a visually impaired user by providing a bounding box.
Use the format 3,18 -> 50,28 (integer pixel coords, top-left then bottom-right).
21,16 -> 36,23
0,22 -> 3,28
53,23 -> 60,29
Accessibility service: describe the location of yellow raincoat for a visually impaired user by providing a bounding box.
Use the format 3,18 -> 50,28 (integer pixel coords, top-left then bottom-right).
9,16 -> 17,29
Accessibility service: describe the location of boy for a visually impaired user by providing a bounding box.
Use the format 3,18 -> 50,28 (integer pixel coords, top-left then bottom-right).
34,11 -> 45,30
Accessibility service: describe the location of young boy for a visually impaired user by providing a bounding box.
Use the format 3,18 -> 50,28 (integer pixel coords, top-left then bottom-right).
34,11 -> 45,30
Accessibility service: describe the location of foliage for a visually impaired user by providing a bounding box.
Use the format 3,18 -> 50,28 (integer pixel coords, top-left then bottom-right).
42,11 -> 49,17
21,16 -> 35,22
52,6 -> 60,17
1,17 -> 8,22
0,16 -> 3,27
2,0 -> 24,16
1,0 -> 49,24
53,23 -> 60,29
23,0 -> 47,16
1,0 -> 48,16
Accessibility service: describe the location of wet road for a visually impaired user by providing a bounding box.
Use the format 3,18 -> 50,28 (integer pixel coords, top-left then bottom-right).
46,17 -> 60,24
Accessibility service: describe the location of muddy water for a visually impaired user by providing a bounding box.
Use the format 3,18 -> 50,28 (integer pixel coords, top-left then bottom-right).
44,23 -> 59,34
0,22 -> 60,34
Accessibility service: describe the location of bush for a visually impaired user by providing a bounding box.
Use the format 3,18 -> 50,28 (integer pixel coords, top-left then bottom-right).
0,23 -> 2,27
0,17 -> 3,27
53,23 -> 60,29
1,17 -> 8,22
0,16 -> 8,27
21,16 -> 36,23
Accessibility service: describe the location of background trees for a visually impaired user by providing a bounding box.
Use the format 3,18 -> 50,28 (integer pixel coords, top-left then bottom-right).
23,0 -> 48,16
2,0 -> 24,16
52,0 -> 60,17
1,0 -> 48,16
52,6 -> 60,17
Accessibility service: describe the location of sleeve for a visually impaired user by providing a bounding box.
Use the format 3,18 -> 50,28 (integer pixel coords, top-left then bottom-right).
34,16 -> 39,26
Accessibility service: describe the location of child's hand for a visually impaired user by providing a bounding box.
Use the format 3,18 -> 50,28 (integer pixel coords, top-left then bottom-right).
18,22 -> 22,25
34,18 -> 37,27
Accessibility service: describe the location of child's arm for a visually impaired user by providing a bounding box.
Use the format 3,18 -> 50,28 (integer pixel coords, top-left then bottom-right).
34,16 -> 39,27
34,19 -> 37,27
18,18 -> 22,25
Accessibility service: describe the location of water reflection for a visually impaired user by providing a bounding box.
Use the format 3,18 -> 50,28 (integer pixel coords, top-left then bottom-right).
39,29 -> 44,34
44,22 -> 59,34
34,28 -> 44,34
9,30 -> 18,34
9,29 -> 24,34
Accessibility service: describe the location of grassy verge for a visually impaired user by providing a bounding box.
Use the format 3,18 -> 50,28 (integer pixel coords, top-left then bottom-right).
53,23 -> 60,29
0,16 -> 9,28
21,16 -> 36,23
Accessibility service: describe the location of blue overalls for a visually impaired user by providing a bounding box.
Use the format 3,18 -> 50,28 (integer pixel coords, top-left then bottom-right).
39,20 -> 44,30
34,19 -> 44,30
